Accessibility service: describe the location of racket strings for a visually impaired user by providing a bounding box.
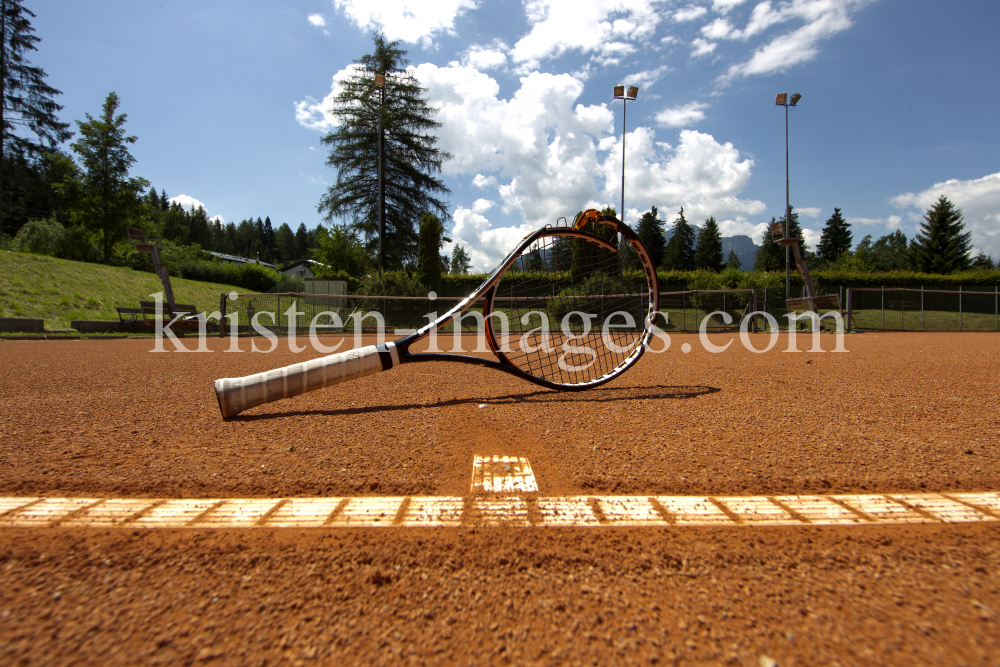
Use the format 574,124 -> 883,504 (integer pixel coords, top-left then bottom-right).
490,231 -> 651,385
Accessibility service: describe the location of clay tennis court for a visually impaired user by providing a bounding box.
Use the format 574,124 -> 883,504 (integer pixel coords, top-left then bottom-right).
1,332 -> 998,665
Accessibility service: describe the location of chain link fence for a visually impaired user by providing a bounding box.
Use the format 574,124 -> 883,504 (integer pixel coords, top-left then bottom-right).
846,287 -> 1000,332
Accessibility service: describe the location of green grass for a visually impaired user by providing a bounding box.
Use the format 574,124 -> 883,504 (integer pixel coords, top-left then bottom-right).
0,250 -> 246,331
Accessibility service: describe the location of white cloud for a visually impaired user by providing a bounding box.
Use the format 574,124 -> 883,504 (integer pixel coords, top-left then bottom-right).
447,207 -> 537,271
656,101 -> 709,127
701,18 -> 734,40
332,0 -> 477,45
169,194 -> 206,211
690,38 -> 717,57
847,216 -> 903,229
622,65 -> 671,88
471,198 -> 495,214
599,128 -> 767,222
712,0 -> 746,13
796,206 -> 821,218
462,42 -> 508,70
413,64 -> 613,225
719,0 -> 869,82
891,172 -> 1000,256
308,13 -> 326,27
717,216 -> 767,241
294,64 -> 361,132
510,0 -> 661,64
673,5 -> 708,22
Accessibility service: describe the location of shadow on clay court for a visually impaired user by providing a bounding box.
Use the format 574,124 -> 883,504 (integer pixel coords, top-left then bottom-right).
230,384 -> 721,421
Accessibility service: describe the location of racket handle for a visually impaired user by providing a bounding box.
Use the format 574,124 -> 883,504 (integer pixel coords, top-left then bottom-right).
214,344 -> 391,419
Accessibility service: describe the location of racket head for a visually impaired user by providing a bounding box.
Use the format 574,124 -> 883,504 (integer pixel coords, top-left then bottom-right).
482,213 -> 660,389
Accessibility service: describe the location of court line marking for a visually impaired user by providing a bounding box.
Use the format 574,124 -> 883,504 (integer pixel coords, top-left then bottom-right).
0,493 -> 997,528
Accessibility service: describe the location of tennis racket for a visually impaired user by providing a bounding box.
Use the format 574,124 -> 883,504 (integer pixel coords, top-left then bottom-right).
213,209 -> 660,418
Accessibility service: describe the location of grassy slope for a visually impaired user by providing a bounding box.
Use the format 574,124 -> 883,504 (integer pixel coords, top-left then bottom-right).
0,251 -> 242,330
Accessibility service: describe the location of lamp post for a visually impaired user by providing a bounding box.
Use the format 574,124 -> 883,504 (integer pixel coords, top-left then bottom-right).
614,85 -> 639,221
375,74 -> 386,278
775,92 -> 801,296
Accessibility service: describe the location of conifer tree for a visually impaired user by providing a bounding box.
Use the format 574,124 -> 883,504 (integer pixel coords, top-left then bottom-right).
635,205 -> 665,267
68,92 -> 148,263
416,212 -> 446,286
1,0 -> 72,237
816,207 -> 852,261
662,207 -> 695,271
693,215 -> 723,271
912,195 -> 971,274
449,245 -> 471,274
726,249 -> 741,271
318,32 -> 450,269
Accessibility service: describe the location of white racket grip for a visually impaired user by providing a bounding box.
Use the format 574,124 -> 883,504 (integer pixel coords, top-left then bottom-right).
214,344 -> 390,419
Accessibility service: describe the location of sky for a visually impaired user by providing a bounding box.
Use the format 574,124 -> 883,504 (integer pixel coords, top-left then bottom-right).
30,0 -> 1000,270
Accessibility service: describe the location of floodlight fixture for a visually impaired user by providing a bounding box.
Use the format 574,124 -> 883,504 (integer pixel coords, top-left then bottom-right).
775,92 -> 787,105
375,74 -> 385,87
790,92 -> 802,105
627,86 -> 639,100
613,85 -> 625,99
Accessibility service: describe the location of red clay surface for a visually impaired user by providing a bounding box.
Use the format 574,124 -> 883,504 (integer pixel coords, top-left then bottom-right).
1,332 -> 999,665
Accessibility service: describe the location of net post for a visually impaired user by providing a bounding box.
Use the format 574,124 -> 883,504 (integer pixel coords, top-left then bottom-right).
995,285 -> 998,331
881,286 -> 885,330
921,286 -> 924,330
218,293 -> 227,338
845,288 -> 852,331
959,286 -> 963,331
752,288 -> 759,334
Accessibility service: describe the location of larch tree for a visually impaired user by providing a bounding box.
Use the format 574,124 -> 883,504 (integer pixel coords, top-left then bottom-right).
318,32 -> 450,270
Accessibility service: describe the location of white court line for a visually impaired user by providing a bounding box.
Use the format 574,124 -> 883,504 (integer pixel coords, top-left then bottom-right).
470,455 -> 538,494
1,493 -> 997,528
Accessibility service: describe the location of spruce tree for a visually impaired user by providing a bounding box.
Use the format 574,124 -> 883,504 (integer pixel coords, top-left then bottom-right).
635,205 -> 665,267
754,217 -> 782,271
726,249 -> 741,271
449,244 -> 471,274
912,195 -> 971,274
661,207 -> 695,271
318,32 -> 450,269
816,207 -> 852,261
68,92 -> 148,263
694,215 -> 723,271
1,0 -> 72,237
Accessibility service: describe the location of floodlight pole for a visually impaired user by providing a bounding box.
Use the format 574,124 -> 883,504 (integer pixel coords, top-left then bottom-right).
614,85 -> 638,221
376,74 -> 385,279
775,92 -> 800,297
784,102 -> 790,296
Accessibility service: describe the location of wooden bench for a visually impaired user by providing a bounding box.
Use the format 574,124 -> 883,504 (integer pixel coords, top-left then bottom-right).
116,307 -> 144,333
132,302 -> 205,334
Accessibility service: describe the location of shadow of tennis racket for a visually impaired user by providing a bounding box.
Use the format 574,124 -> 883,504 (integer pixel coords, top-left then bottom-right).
230,384 -> 721,420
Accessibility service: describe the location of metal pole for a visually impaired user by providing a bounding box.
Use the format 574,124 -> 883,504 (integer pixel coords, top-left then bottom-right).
378,82 -> 384,278
995,285 -> 998,332
921,286 -> 924,331
785,104 -> 790,297
621,97 -> 626,219
959,286 -> 962,331
881,285 -> 885,330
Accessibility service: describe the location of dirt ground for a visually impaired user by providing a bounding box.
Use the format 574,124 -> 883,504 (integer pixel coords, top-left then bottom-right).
1,333 -> 999,665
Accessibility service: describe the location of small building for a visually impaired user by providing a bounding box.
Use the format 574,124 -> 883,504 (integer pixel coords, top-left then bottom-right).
277,259 -> 348,295
208,251 -> 277,269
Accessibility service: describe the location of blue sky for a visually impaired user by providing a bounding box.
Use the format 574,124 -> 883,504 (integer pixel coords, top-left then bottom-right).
32,0 -> 1000,269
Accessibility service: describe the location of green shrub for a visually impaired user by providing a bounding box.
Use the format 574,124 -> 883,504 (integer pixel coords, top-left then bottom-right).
175,261 -> 282,292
